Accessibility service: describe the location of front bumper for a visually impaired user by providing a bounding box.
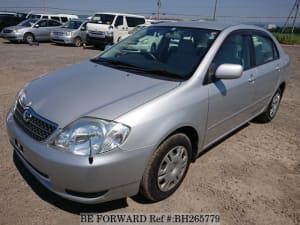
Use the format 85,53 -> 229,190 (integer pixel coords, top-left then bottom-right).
6,111 -> 153,204
51,34 -> 74,45
86,34 -> 113,46
1,32 -> 24,41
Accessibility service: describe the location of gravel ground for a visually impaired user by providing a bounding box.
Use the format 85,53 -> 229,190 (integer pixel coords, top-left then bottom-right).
0,39 -> 299,225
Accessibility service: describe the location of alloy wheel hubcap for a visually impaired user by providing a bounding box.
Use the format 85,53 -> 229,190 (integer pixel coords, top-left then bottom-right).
157,146 -> 188,192
270,92 -> 280,118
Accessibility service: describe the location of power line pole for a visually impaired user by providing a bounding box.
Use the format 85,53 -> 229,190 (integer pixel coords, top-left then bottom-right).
157,0 -> 162,20
282,0 -> 300,34
213,0 -> 218,20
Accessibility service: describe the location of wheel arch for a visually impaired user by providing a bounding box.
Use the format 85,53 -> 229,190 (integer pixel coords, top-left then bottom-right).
160,126 -> 199,162
24,32 -> 35,40
279,82 -> 286,97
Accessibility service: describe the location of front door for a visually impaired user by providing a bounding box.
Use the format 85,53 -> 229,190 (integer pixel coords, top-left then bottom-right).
113,16 -> 127,43
204,32 -> 256,146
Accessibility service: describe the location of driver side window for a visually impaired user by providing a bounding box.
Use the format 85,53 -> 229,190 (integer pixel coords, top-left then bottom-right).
115,16 -> 123,27
205,33 -> 251,84
213,33 -> 251,70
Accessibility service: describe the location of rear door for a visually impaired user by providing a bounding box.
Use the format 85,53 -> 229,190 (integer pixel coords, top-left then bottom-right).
46,20 -> 62,40
250,31 -> 282,114
34,20 -> 48,40
204,31 -> 257,145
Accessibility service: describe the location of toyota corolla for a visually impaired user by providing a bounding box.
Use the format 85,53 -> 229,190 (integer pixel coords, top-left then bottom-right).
6,22 -> 289,204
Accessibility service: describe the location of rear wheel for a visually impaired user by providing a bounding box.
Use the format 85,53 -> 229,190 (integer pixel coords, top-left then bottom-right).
74,37 -> 82,47
255,88 -> 282,123
24,33 -> 35,44
140,133 -> 192,201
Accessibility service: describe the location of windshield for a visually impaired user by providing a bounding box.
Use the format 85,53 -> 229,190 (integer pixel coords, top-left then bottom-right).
18,19 -> 38,27
93,26 -> 219,80
28,14 -> 41,19
90,14 -> 115,25
62,20 -> 83,29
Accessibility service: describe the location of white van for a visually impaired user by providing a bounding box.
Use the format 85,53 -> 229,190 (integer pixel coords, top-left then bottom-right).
86,12 -> 145,47
26,12 -> 78,23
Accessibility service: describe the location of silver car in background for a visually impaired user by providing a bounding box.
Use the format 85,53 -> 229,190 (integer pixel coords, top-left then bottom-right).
1,18 -> 62,43
6,22 -> 289,204
51,19 -> 87,47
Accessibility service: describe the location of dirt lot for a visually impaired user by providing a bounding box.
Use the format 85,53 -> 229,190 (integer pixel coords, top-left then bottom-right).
0,39 -> 299,225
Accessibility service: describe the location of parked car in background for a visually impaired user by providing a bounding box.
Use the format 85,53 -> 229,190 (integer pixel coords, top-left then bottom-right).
1,19 -> 62,43
26,12 -> 78,23
7,22 -> 289,204
86,12 -> 145,48
119,23 -> 150,41
51,19 -> 87,47
0,12 -> 26,32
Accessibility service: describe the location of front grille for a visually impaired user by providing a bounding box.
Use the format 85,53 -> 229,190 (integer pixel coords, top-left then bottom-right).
14,101 -> 58,141
3,29 -> 13,33
90,31 -> 104,35
53,32 -> 64,36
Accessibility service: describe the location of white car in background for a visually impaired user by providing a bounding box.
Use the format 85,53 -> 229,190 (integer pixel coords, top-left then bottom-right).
86,12 -> 145,48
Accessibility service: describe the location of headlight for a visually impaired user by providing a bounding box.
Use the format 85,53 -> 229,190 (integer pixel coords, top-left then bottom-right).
13,29 -> 22,34
65,31 -> 72,36
53,118 -> 130,156
105,31 -> 113,37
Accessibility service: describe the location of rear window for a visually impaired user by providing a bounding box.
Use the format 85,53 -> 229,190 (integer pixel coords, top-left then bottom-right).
126,17 -> 145,27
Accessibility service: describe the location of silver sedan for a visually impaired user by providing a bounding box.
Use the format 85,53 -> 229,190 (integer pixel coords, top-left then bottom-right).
6,22 -> 290,204
1,19 -> 62,43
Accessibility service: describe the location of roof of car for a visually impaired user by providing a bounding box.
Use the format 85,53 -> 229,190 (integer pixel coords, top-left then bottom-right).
94,12 -> 145,18
152,21 -> 261,31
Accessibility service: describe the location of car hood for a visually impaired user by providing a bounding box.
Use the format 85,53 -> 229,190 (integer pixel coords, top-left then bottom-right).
23,60 -> 180,127
4,25 -> 26,30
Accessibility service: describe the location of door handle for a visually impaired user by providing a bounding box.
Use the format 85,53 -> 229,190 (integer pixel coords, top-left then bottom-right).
275,65 -> 281,72
248,74 -> 256,83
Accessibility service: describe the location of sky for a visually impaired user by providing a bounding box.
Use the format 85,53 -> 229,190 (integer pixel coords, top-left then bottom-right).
0,0 -> 299,23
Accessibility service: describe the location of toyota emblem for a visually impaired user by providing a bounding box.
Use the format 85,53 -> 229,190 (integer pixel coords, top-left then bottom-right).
23,109 -> 32,123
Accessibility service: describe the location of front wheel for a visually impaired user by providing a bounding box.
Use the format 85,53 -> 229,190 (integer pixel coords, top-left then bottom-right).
74,37 -> 82,47
24,33 -> 35,44
255,88 -> 282,123
140,133 -> 192,201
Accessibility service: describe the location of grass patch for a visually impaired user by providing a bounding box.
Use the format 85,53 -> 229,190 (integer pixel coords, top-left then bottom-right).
272,33 -> 300,45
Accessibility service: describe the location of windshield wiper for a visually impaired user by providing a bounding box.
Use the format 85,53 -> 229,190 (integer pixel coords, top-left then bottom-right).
90,58 -> 186,80
142,69 -> 185,80
90,58 -> 144,71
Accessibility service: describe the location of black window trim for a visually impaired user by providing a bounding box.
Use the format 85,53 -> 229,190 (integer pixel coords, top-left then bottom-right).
204,29 -> 254,85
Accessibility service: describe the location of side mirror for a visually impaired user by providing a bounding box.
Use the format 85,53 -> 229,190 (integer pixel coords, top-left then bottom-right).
34,24 -> 39,28
215,64 -> 243,80
80,27 -> 86,31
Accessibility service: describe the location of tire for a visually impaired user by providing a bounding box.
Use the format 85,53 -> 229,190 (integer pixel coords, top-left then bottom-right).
74,37 -> 82,47
255,88 -> 282,123
140,133 -> 192,202
24,33 -> 35,44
